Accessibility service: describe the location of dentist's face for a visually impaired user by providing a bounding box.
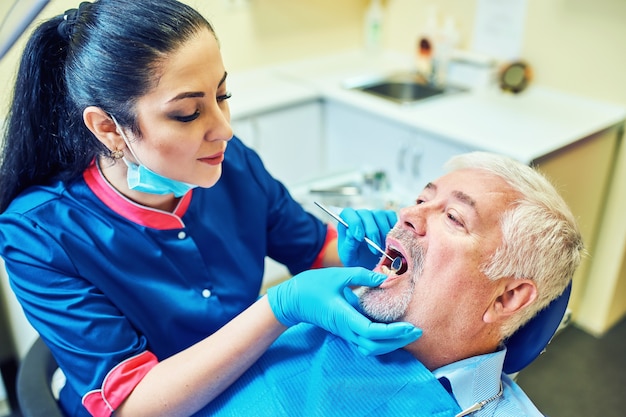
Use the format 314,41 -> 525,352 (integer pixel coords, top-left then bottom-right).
124,28 -> 233,188
360,169 -> 518,343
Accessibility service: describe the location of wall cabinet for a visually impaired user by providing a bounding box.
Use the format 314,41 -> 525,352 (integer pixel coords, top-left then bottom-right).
537,124 -> 625,335
231,100 -> 324,188
324,100 -> 474,206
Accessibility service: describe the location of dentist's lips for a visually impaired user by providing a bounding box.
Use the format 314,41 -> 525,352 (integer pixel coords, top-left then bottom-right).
199,152 -> 225,166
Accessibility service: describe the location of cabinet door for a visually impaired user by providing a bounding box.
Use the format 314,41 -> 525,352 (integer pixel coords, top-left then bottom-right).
231,100 -> 324,187
324,100 -> 413,178
324,100 -> 473,203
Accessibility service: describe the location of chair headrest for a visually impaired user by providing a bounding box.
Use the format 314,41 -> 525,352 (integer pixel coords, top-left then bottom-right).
503,282 -> 572,374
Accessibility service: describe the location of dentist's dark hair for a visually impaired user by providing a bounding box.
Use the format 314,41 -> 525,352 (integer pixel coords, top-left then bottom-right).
0,0 -> 215,212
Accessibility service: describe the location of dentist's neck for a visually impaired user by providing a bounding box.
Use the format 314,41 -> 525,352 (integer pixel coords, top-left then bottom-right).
98,156 -> 180,212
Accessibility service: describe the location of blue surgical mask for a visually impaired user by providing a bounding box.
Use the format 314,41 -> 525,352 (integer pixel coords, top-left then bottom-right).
111,116 -> 197,197
122,157 -> 196,197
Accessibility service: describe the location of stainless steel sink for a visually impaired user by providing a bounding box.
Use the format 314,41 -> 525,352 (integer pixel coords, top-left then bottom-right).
347,72 -> 464,105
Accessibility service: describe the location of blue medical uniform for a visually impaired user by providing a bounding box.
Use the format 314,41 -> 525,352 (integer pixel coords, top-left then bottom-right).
0,137 -> 329,417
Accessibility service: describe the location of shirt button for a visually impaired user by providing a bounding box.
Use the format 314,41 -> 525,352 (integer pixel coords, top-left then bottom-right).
178,231 -> 186,239
201,289 -> 212,298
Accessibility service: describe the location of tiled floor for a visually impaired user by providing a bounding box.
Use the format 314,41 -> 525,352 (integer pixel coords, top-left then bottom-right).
517,317 -> 626,417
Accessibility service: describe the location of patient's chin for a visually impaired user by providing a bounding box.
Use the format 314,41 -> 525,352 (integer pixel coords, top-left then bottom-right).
359,284 -> 413,323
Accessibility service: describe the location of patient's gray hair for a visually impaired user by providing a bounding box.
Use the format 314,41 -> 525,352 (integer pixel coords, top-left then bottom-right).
445,152 -> 584,340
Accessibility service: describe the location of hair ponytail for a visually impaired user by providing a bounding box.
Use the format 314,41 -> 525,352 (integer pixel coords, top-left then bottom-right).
0,17 -> 96,212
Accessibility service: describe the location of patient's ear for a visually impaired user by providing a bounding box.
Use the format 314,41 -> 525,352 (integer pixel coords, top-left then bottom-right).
83,106 -> 123,151
483,278 -> 537,323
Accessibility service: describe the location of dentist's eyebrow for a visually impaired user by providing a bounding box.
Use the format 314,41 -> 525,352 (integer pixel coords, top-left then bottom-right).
167,72 -> 228,102
218,71 -> 228,87
169,91 -> 205,102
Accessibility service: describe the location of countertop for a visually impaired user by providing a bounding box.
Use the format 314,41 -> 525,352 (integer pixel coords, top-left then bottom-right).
228,50 -> 626,163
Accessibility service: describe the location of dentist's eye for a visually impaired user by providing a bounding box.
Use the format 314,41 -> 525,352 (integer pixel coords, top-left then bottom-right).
217,92 -> 232,102
176,110 -> 200,123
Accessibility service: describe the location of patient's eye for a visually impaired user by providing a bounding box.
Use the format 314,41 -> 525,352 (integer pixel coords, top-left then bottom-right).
447,211 -> 465,228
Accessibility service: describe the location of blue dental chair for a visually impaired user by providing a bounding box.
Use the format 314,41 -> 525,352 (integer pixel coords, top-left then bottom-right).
503,282 -> 572,375
16,337 -> 65,417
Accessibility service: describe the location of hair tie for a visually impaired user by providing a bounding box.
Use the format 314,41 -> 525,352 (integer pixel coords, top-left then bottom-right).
57,2 -> 92,42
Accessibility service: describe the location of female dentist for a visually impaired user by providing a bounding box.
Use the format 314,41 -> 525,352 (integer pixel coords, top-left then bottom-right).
0,1 -> 419,416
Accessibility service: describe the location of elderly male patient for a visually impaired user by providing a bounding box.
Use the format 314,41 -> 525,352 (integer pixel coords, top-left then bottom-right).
198,152 -> 583,417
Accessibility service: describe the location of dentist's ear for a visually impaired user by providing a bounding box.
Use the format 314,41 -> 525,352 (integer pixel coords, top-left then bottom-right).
83,106 -> 124,151
483,278 -> 537,324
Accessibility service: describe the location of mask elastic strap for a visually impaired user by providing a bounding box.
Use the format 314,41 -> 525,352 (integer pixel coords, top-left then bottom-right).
110,115 -> 142,165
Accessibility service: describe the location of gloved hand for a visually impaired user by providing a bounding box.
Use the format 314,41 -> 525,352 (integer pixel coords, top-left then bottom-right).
266,267 -> 421,356
337,208 -> 398,269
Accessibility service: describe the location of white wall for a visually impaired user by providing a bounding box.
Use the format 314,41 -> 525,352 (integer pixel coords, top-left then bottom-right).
0,0 -> 368,111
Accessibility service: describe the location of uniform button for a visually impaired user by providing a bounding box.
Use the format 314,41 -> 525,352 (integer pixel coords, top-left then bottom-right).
178,231 -> 186,239
201,289 -> 212,298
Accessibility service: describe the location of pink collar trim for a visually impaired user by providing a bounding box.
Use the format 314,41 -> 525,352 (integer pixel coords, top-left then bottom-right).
83,161 -> 192,230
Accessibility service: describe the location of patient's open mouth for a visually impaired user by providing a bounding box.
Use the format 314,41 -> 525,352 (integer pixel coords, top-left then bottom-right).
380,246 -> 408,276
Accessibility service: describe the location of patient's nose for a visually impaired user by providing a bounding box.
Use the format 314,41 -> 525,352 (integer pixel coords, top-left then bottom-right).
399,205 -> 426,236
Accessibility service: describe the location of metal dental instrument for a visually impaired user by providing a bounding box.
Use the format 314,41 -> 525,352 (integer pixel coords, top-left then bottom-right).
390,256 -> 402,271
314,201 -> 401,271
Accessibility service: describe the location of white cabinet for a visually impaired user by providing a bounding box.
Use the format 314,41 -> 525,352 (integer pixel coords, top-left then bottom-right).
231,100 -> 324,187
324,100 -> 474,205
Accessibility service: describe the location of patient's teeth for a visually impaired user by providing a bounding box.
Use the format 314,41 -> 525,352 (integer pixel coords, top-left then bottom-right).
381,265 -> 391,275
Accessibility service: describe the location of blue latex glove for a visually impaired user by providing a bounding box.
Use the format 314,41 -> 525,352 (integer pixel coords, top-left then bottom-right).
337,208 -> 398,269
266,267 -> 421,356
